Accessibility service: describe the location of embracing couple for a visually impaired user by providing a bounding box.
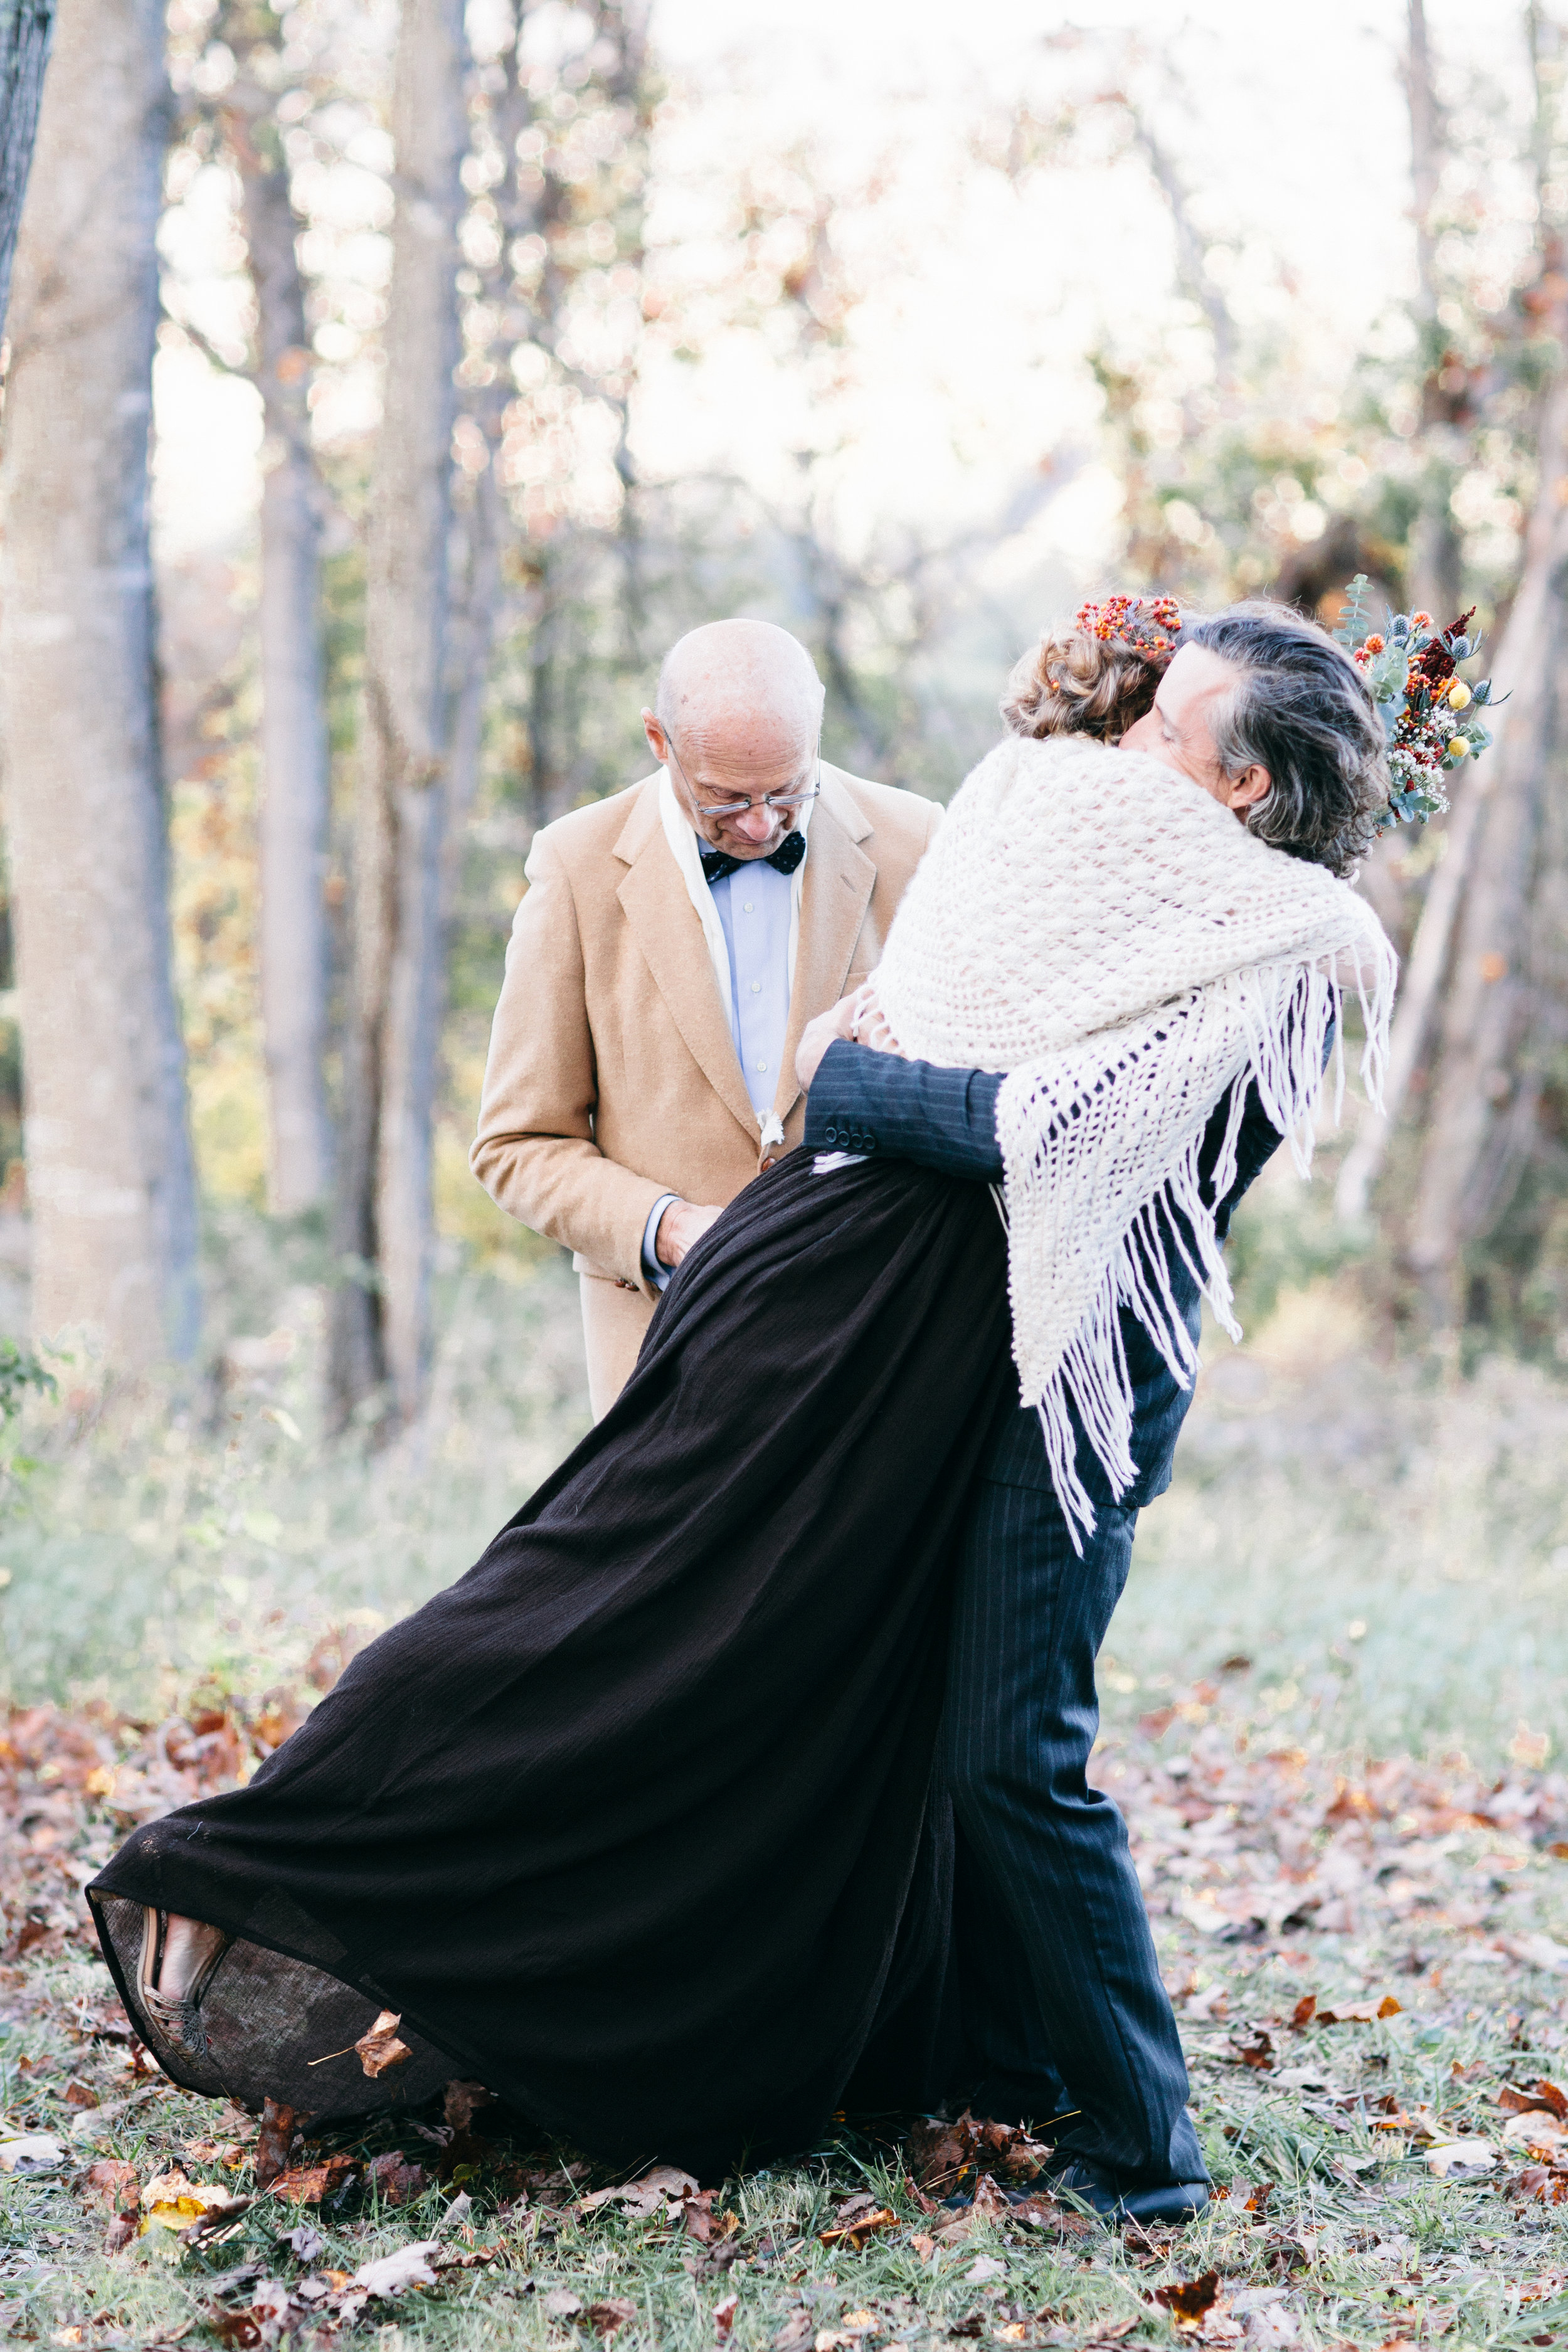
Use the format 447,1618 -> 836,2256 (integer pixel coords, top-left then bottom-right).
89,599 -> 1396,2227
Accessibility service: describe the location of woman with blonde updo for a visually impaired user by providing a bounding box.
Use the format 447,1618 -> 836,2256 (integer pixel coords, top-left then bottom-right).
1000,593 -> 1185,744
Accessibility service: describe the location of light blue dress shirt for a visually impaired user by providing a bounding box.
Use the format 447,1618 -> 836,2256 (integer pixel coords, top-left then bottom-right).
640,852 -> 797,1290
709,857 -> 794,1116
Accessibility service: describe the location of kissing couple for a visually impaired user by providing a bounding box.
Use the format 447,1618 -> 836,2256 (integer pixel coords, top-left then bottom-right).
89,593 -> 1396,2227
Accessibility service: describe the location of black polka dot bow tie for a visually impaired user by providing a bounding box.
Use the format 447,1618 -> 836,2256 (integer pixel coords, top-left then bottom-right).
698,830 -> 807,887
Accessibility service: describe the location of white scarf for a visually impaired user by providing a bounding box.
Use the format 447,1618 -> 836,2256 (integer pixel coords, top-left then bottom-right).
872,733 -> 1397,1544
657,767 -> 813,1147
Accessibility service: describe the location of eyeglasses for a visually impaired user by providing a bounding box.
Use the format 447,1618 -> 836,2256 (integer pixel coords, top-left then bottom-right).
664,732 -> 821,821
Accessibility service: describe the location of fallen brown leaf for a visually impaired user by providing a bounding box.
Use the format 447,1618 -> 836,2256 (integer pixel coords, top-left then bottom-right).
366,2151 -> 428,2206
714,2292 -> 740,2343
355,2008 -> 412,2078
1154,2272 -> 1221,2333
253,2100 -> 297,2192
80,2159 -> 139,2215
585,2299 -> 638,2337
265,2153 -> 357,2206
818,2206 -> 898,2250
442,2080 -> 494,2132
1501,2079 -> 1568,2121
906,2109 -> 1051,2197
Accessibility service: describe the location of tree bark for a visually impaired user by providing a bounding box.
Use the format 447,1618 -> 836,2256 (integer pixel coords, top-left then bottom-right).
326,0 -> 465,1431
226,74 -> 333,1217
1404,0 -> 1464,623
0,0 -> 198,1362
0,0 -> 55,333
1399,366 -> 1568,1304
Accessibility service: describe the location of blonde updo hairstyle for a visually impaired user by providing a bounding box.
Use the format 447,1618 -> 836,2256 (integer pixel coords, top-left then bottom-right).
1000,615 -> 1179,746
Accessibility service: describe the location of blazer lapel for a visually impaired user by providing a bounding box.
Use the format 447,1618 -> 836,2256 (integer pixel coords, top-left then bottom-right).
773,768 -> 876,1130
615,782 -> 760,1145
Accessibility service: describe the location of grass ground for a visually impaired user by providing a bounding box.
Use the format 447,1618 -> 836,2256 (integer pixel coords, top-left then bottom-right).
0,1211 -> 1564,2351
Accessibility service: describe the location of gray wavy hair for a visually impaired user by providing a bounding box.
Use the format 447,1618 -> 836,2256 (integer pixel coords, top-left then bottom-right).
1186,601 -> 1388,877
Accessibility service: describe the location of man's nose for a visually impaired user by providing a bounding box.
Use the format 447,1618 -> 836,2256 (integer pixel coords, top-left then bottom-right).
733,802 -> 776,842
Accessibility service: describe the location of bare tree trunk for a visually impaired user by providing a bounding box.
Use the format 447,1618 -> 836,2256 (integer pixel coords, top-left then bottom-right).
1399,368 -> 1568,1305
0,0 -> 55,331
441,456 -> 502,924
326,0 -> 465,1431
0,0 -> 198,1363
227,74 -> 332,1216
1405,0 -> 1464,622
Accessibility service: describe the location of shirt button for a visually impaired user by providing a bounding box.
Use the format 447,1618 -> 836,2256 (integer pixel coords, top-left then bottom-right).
755,1060 -> 768,1073
749,980 -> 761,993
743,901 -> 754,913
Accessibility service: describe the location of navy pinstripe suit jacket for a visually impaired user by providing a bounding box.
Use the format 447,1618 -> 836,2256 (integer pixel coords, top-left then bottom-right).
803,1041 -> 1286,1508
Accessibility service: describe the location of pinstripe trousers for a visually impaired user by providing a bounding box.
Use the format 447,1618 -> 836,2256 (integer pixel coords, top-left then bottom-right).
940,1479 -> 1206,2185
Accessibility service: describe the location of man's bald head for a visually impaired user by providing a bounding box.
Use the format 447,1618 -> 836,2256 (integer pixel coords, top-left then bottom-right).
655,620 -> 824,752
643,620 -> 825,859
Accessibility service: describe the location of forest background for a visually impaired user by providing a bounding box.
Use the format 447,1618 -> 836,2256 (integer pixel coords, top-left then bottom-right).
0,0 -> 1565,1747
1,11 -> 1568,2349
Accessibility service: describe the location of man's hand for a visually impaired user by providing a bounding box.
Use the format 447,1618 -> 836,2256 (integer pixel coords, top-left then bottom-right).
654,1197 -> 723,1269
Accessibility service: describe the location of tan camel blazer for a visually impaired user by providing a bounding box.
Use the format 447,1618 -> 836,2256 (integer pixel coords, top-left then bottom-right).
470,762 -> 943,1411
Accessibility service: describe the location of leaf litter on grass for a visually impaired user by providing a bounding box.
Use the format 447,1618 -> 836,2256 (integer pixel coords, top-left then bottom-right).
0,1672 -> 1565,2350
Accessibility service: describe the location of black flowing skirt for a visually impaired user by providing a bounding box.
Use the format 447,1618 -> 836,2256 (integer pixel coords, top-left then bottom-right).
90,1153 -> 1012,2173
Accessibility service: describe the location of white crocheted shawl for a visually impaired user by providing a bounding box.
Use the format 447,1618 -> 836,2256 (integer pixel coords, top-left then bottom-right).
873,733 -> 1397,1544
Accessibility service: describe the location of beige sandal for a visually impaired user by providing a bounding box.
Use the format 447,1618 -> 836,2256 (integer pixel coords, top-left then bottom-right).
135,1907 -> 231,2075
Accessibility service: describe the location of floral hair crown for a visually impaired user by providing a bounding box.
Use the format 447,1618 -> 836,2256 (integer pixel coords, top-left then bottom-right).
1074,593 -> 1182,657
1336,575 -> 1498,832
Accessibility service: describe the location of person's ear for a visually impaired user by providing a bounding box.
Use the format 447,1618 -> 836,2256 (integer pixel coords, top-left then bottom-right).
1226,763 -> 1271,811
641,707 -> 667,763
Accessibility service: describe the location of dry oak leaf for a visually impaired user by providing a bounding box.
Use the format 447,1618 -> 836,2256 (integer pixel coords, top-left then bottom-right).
818,2206 -> 898,2250
1502,2113 -> 1568,2159
546,2290 -> 585,2318
1500,2079 -> 1568,2121
253,2100 -> 297,2191
714,2292 -> 741,2343
1514,2166 -> 1568,2203
1010,2198 -> 1092,2238
774,2309 -> 813,2351
442,2079 -> 494,2132
140,2169 -> 250,2237
356,2009 -> 413,2077
366,2152 -> 428,2206
351,2240 -> 440,2297
683,2189 -> 741,2245
580,2163 -> 699,2217
80,2159 -> 140,2215
585,2299 -> 639,2338
1314,1998 -> 1402,2025
1154,2272 -> 1222,2333
265,2153 -> 357,2205
1424,2141 -> 1496,2178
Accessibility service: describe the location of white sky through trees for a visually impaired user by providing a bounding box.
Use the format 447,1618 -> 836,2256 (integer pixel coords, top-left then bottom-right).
153,0 -> 1527,596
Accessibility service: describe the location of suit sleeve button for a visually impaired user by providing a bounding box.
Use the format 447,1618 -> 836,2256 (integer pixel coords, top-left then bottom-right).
823,1125 -> 839,1146
863,1129 -> 877,1151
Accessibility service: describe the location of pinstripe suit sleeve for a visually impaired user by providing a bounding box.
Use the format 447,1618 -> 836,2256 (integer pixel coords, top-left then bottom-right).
803,1041 -> 1004,1180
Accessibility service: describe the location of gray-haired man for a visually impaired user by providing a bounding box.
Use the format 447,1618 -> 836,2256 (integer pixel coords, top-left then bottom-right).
797,603 -> 1386,2225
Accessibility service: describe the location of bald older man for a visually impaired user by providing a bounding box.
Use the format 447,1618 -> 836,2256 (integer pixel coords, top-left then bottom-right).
471,619 -> 942,1414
